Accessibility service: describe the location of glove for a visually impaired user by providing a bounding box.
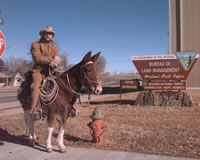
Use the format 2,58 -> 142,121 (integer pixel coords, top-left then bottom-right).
49,56 -> 62,68
49,60 -> 58,68
53,56 -> 62,64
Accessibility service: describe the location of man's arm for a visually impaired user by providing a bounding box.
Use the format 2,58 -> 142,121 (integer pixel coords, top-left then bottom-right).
31,42 -> 52,64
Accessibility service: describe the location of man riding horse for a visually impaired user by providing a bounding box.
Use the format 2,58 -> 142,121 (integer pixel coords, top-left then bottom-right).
18,26 -> 102,152
30,26 -> 62,119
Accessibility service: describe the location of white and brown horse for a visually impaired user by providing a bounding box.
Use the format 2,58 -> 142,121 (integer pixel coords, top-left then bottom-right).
17,51 -> 102,152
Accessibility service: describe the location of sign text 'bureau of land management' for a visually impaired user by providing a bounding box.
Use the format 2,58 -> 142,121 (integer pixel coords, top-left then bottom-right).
131,51 -> 199,90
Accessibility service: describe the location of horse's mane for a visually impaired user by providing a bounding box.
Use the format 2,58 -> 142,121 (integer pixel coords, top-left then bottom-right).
64,62 -> 82,74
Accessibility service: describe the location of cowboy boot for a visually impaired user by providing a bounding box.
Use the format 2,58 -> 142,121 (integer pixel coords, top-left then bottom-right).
31,88 -> 41,120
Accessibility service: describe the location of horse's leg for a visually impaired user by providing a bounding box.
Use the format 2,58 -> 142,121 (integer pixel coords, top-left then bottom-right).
24,109 -> 36,146
56,114 -> 68,153
46,110 -> 56,152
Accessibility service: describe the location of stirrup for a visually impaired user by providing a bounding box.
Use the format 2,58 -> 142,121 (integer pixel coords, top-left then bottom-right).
32,110 -> 41,120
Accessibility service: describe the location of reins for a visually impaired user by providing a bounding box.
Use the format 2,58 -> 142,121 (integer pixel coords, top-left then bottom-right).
62,72 -> 82,96
40,62 -> 100,106
56,61 -> 100,97
55,71 -> 91,105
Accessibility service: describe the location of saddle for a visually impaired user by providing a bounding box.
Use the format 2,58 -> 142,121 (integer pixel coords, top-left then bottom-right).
17,71 -> 77,120
17,71 -> 33,106
17,71 -> 48,119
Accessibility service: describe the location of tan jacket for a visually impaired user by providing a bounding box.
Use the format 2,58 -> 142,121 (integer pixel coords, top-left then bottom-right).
31,38 -> 62,75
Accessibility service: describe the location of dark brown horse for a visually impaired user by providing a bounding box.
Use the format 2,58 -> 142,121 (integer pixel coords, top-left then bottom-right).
17,51 -> 102,152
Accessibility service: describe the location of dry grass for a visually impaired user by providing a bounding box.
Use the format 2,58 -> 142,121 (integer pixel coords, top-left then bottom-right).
0,102 -> 200,158
1,73 -> 200,158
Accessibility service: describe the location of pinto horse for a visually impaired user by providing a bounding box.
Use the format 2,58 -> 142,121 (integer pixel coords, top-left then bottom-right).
17,51 -> 102,152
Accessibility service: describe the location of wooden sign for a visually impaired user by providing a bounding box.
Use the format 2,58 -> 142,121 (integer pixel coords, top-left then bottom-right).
131,51 -> 199,90
142,80 -> 186,90
120,79 -> 139,90
120,79 -> 140,104
131,53 -> 199,81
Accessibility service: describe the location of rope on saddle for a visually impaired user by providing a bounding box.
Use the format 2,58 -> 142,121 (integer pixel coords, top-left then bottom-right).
40,76 -> 59,105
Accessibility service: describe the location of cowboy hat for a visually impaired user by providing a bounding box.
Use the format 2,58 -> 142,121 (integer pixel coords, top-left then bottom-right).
90,107 -> 104,120
39,26 -> 55,37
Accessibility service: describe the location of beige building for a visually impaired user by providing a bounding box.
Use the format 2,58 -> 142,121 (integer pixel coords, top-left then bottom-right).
169,0 -> 200,88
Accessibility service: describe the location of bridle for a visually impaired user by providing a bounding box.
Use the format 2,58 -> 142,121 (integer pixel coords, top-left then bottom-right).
57,61 -> 100,95
80,61 -> 101,86
39,61 -> 101,107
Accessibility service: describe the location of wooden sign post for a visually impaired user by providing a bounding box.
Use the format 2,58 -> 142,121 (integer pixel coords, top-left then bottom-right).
120,79 -> 140,104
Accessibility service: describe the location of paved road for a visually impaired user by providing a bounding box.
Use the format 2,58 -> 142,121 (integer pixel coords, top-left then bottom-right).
0,89 -> 21,117
0,88 -> 116,117
0,88 -> 199,160
0,89 -> 103,117
0,96 -> 18,103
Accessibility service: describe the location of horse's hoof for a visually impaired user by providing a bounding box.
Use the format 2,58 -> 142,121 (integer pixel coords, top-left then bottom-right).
47,148 -> 53,153
59,147 -> 66,153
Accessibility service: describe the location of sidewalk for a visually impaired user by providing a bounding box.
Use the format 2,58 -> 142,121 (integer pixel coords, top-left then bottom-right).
0,141 -> 198,160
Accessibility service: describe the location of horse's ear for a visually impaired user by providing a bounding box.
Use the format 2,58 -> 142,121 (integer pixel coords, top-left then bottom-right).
82,51 -> 92,63
91,52 -> 101,62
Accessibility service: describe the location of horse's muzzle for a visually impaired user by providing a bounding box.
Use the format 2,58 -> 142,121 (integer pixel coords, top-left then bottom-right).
94,84 -> 102,95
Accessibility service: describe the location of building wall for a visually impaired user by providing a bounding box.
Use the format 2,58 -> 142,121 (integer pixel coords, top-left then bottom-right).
169,0 -> 200,88
169,0 -> 178,54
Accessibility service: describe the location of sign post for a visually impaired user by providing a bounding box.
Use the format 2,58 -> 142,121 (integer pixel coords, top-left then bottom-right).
120,79 -> 140,104
0,31 -> 5,57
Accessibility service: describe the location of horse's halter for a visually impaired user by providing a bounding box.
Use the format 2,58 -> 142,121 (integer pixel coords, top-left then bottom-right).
80,61 -> 101,90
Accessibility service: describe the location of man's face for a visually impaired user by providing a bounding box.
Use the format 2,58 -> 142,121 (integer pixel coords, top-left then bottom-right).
43,32 -> 54,41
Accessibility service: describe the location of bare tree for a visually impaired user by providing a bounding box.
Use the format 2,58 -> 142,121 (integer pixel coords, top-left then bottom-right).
5,57 -> 33,75
0,58 -> 5,72
26,42 -> 33,58
95,56 -> 106,73
60,52 -> 69,71
4,57 -> 18,73
15,59 -> 33,75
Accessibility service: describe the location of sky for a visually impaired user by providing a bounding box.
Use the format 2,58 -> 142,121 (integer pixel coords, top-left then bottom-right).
0,0 -> 169,73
